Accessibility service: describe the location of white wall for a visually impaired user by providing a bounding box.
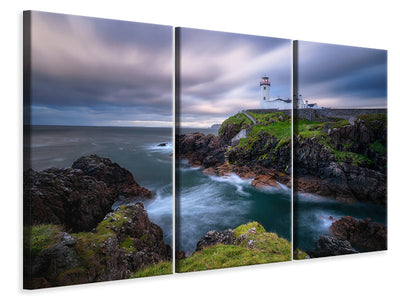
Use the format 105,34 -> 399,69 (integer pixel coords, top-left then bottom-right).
261,100 -> 292,110
2,1 -> 399,300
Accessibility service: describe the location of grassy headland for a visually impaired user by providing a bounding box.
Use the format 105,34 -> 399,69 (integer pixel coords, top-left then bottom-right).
176,222 -> 291,272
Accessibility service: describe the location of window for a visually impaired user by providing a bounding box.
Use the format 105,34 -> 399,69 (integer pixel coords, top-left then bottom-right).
264,87 -> 266,90
263,97 -> 266,100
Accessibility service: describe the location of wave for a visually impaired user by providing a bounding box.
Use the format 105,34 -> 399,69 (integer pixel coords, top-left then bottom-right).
207,173 -> 253,197
295,193 -> 335,203
145,142 -> 173,153
177,179 -> 252,253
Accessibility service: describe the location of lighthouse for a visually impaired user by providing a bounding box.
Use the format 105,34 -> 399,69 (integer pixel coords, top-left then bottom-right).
259,76 -> 292,110
260,76 -> 270,108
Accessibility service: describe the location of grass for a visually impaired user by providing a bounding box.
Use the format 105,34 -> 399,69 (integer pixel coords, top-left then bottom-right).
333,150 -> 372,165
131,261 -> 172,278
236,120 -> 291,151
24,224 -> 62,257
71,207 -> 132,268
295,119 -> 326,139
293,117 -> 383,166
247,111 -> 289,124
357,113 -> 387,129
176,222 -> 291,273
369,140 -> 386,154
293,249 -> 308,260
233,221 -> 265,237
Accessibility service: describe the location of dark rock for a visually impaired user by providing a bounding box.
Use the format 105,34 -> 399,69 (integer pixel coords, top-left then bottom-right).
176,133 -> 226,168
329,216 -> 387,251
72,154 -> 152,199
24,155 -> 152,232
158,143 -> 167,147
195,229 -> 236,251
308,235 -> 359,258
218,123 -> 241,145
24,167 -> 114,232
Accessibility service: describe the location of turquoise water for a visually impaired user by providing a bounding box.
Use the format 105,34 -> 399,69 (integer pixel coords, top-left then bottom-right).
28,125 -> 173,247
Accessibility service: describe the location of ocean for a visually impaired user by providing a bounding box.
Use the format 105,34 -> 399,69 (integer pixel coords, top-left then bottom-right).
27,125 -> 173,247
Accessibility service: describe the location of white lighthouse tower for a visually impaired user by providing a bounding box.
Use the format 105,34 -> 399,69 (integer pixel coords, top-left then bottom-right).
260,76 -> 271,109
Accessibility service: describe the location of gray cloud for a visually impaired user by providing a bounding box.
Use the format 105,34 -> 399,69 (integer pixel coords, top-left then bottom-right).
29,11 -> 172,126
297,41 -> 387,108
177,28 -> 292,127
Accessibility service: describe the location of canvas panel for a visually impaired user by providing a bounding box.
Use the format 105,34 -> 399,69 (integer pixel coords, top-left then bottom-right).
292,40 -> 387,259
175,27 -> 293,272
23,11 -> 173,289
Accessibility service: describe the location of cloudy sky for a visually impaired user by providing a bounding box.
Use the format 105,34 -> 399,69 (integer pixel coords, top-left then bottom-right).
297,41 -> 387,108
28,11 -> 172,127
177,28 -> 292,128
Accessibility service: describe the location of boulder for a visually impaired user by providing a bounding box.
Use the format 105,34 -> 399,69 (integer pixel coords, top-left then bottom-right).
307,235 -> 359,258
329,216 -> 387,251
24,167 -> 115,232
195,229 -> 236,251
72,154 -> 151,199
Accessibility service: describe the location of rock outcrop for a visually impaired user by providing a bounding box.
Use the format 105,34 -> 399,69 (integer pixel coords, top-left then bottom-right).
71,154 -> 152,199
176,222 -> 292,272
195,229 -> 236,251
329,216 -> 387,251
227,132 -> 291,174
24,155 -> 151,232
307,235 -> 359,258
26,203 -> 171,289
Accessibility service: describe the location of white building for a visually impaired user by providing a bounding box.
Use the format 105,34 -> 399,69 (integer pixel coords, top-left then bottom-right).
259,76 -> 292,109
294,94 -> 320,109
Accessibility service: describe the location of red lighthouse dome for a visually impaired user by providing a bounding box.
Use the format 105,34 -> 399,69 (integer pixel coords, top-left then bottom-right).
260,76 -> 270,86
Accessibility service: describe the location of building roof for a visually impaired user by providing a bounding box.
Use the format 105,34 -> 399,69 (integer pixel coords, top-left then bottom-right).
271,98 -> 292,103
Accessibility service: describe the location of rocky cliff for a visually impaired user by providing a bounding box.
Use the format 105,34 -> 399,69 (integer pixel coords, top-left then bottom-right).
294,113 -> 387,204
24,155 -> 171,289
25,203 -> 171,289
177,111 -> 387,204
177,112 -> 291,188
24,154 -> 152,232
